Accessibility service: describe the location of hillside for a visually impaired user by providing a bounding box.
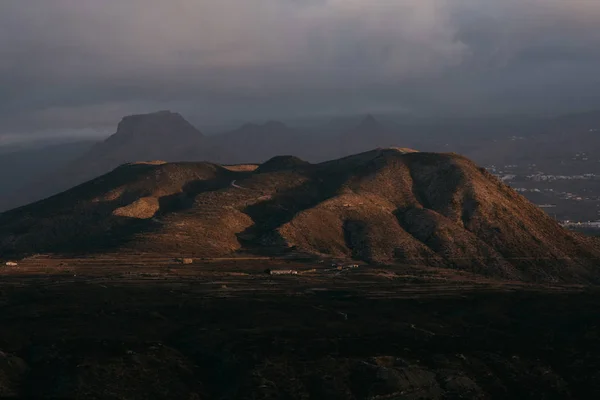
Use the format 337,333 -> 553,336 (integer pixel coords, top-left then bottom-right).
1,148 -> 599,282
1,111 -> 207,210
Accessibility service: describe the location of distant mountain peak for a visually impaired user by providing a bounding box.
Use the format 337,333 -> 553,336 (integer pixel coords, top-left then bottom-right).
114,110 -> 203,139
364,113 -> 377,123
356,114 -> 383,132
264,120 -> 287,129
120,110 -> 177,121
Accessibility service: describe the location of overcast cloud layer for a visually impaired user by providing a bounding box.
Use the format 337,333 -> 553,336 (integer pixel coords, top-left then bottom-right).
1,0 -> 600,136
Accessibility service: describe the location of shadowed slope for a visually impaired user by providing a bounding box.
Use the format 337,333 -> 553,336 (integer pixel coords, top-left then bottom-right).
1,148 -> 599,282
0,162 -> 235,255
3,111 -> 207,210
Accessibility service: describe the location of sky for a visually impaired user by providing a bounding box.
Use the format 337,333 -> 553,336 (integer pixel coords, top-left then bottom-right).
2,0 -> 600,140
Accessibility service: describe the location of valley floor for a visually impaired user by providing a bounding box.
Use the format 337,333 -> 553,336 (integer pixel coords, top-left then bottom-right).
1,256 -> 599,399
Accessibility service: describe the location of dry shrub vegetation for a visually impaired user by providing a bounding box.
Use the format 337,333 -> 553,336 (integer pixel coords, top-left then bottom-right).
1,148 -> 599,282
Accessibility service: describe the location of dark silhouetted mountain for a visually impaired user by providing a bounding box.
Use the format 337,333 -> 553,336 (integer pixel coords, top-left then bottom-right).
0,140 -> 96,211
1,148 -> 598,283
356,114 -> 381,131
1,111 -> 207,210
86,110 -> 205,167
207,120 -> 301,164
0,140 -> 95,193
332,115 -> 401,158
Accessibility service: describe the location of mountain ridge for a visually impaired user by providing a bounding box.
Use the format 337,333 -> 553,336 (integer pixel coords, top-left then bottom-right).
0,112 -> 404,210
4,108 -> 600,214
1,148 -> 598,283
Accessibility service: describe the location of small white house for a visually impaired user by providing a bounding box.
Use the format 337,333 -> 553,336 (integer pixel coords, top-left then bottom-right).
269,269 -> 298,276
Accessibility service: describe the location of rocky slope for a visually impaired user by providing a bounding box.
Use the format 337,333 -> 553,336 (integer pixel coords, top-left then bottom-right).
1,148 -> 599,282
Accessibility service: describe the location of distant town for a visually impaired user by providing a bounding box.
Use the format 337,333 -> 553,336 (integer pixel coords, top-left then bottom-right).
487,152 -> 600,228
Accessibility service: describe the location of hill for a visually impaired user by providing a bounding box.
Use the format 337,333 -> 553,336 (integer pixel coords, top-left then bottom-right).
2,148 -> 599,282
1,111 -> 207,211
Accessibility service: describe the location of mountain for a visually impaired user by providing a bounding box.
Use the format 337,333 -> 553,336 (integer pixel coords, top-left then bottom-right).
207,121 -> 301,164
0,140 -> 95,198
0,111 -> 207,210
1,114 -> 309,210
333,115 -> 401,158
4,109 -> 600,214
73,110 -> 205,175
1,148 -> 598,282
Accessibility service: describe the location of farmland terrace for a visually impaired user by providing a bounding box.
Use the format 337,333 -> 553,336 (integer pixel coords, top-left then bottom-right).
0,255 -> 599,399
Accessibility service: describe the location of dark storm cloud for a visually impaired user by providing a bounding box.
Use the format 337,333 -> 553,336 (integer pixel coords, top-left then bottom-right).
1,0 -> 600,137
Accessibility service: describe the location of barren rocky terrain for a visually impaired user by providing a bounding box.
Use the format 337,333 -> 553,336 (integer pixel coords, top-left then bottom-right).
1,255 -> 599,399
2,148 -> 599,283
2,147 -> 600,398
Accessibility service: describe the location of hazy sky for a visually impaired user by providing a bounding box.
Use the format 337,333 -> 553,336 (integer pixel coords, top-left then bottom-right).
2,0 -> 600,138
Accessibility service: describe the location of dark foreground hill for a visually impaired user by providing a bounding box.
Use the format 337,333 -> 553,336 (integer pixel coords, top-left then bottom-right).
2,260 -> 600,399
1,148 -> 599,282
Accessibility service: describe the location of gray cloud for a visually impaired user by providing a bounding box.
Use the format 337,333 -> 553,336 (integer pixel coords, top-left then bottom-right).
1,0 -> 600,136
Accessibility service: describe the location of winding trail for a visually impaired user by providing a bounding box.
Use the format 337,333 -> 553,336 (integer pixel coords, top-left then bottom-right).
230,180 -> 245,189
